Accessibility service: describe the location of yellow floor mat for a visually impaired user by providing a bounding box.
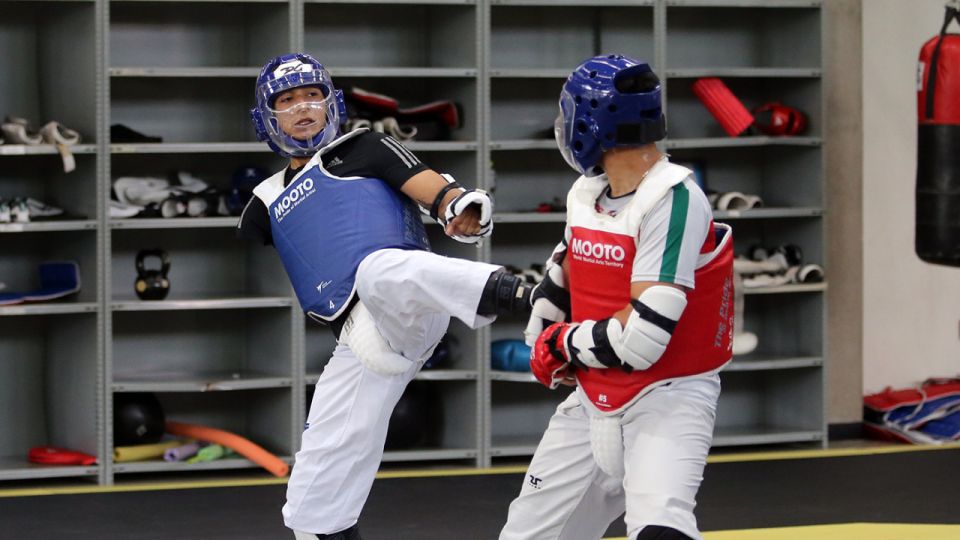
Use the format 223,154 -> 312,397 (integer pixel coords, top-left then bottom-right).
606,523 -> 960,540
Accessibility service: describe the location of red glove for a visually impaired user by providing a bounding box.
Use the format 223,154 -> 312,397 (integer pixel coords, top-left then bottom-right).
531,322 -> 576,389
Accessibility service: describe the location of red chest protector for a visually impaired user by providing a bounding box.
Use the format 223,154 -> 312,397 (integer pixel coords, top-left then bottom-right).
563,165 -> 734,413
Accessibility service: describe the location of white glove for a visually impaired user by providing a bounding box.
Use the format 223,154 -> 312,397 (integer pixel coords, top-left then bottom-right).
443,188 -> 493,244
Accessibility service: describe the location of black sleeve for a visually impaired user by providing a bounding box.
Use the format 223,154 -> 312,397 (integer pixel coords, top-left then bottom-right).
236,197 -> 273,246
349,132 -> 429,191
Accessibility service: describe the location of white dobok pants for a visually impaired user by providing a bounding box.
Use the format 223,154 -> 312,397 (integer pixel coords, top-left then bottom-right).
283,248 -> 500,534
500,374 -> 721,540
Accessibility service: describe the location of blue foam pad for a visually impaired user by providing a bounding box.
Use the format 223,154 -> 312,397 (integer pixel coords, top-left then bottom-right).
491,339 -> 532,372
22,261 -> 81,301
0,292 -> 25,306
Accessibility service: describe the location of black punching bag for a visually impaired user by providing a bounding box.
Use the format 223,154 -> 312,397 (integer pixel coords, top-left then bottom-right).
917,4 -> 960,267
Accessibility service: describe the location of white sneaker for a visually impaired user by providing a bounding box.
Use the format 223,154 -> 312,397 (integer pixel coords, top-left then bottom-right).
25,198 -> 64,220
10,198 -> 30,223
339,301 -> 413,376
2,117 -> 43,145
0,200 -> 11,223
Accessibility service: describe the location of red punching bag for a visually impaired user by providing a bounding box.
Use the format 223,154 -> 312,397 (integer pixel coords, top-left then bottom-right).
916,3 -> 960,267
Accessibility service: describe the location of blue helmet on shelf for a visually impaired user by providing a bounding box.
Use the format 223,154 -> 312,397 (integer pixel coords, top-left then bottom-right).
250,53 -> 347,158
555,54 -> 666,176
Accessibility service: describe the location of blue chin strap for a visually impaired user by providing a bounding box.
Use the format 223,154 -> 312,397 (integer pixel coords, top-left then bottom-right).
250,53 -> 348,158
556,54 -> 666,176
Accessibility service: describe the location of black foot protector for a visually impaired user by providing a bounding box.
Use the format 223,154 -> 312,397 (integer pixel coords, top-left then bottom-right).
477,269 -> 533,317
314,524 -> 362,540
634,525 -> 693,540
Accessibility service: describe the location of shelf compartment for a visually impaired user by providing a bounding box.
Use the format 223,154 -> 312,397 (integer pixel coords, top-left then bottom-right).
109,154 -> 283,221
740,293 -> 823,358
670,145 -> 823,208
111,389 -> 294,461
0,230 -> 97,303
491,4 -> 654,70
332,67 -> 477,78
724,356 -> 823,372
306,370 -> 479,383
489,435 -> 541,458
111,297 -> 291,311
743,283 -> 827,295
0,221 -> 98,233
0,457 -> 98,482
713,207 -> 822,220
307,0 -> 475,4
110,227 -> 292,299
666,78 -> 822,139
663,137 -> 822,150
712,426 -> 824,448
336,77 -> 479,143
665,3 -> 821,70
490,222 -> 565,271
490,79 -> 565,141
714,367 -> 824,446
490,382 -> 560,456
489,69 -> 570,79
493,212 -> 566,224
666,67 -> 821,79
113,456 -> 293,475
110,78 -> 260,144
110,217 -> 241,230
667,0 -> 820,6
489,139 -> 557,151
488,149 -> 572,213
0,145 -> 97,156
0,154 -> 98,221
110,67 -> 261,78
306,321 -> 480,375
305,3 -> 476,69
492,208 -> 823,224
382,448 -> 478,462
112,309 -> 293,383
0,2 -> 97,143
110,143 -> 268,154
0,313 -> 99,475
494,0 -> 653,5
109,2 -> 289,69
728,219 -> 824,272
490,370 -> 537,383
0,303 -> 97,317
112,375 -> 293,393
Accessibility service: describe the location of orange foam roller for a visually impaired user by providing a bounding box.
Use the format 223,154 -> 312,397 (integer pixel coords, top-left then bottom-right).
166,421 -> 289,477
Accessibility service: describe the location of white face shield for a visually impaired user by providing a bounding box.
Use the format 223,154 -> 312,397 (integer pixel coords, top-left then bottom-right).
255,66 -> 341,156
554,89 -> 585,175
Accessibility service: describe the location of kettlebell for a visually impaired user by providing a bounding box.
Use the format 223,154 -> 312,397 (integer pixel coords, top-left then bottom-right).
135,249 -> 170,300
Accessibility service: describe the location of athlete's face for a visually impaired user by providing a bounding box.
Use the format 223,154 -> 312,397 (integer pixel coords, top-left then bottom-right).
273,86 -> 328,141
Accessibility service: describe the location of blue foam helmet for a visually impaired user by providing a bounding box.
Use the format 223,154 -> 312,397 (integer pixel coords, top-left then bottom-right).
250,53 -> 347,158
555,54 -> 667,176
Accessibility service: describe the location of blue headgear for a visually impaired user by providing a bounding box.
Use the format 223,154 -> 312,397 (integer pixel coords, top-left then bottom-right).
250,53 -> 347,158
555,54 -> 666,176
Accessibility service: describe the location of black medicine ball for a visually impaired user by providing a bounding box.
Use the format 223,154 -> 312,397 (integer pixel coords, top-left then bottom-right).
113,392 -> 166,446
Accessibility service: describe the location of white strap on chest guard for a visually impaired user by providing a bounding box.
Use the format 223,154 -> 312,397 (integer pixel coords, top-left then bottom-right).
566,285 -> 687,372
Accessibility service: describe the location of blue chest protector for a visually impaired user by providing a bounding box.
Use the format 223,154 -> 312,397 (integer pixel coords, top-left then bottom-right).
261,164 -> 430,322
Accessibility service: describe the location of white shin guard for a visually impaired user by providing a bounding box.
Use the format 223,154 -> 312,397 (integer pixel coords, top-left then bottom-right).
339,302 -> 413,376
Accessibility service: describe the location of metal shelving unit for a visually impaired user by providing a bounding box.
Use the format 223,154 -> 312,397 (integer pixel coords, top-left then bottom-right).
0,0 -> 826,484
